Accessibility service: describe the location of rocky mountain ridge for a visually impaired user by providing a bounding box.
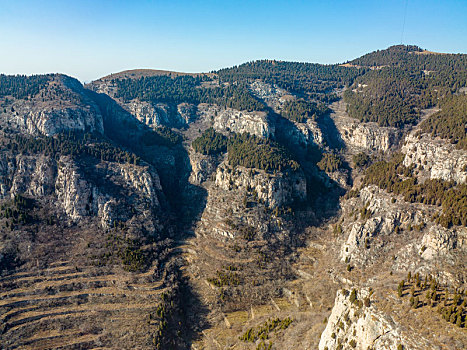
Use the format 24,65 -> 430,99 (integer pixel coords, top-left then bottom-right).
0,45 -> 466,349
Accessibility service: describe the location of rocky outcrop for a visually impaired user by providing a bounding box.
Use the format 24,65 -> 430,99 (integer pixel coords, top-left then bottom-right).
402,134 -> 467,183
420,225 -> 467,260
188,150 -> 220,185
319,289 -> 430,350
215,162 -> 306,208
337,120 -> 399,153
197,104 -> 274,139
0,153 -> 165,230
279,117 -> 325,149
55,157 -> 163,229
10,155 -> 56,198
330,100 -> 400,153
55,156 -> 95,221
340,185 -> 427,263
21,107 -> 103,136
126,99 -> 196,128
249,80 -> 293,112
3,75 -> 104,136
0,154 -> 56,199
89,79 -> 196,128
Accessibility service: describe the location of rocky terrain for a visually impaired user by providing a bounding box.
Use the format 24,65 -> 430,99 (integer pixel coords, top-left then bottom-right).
0,45 -> 466,349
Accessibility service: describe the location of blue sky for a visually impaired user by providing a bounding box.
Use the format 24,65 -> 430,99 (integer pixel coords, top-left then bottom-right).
0,0 -> 466,82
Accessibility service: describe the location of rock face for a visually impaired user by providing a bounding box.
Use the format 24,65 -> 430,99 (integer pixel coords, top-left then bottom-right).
3,75 -> 104,136
55,157 -> 95,221
330,100 -> 400,153
88,78 -> 197,128
188,150 -> 220,185
279,117 -> 325,149
337,120 -> 399,153
420,225 -> 467,260
197,104 -> 274,139
0,154 -> 56,199
126,99 -> 196,128
319,289 -> 430,350
55,156 -> 163,229
249,80 -> 292,112
215,162 -> 306,208
0,150 -> 164,230
340,185 -> 427,263
402,134 -> 467,183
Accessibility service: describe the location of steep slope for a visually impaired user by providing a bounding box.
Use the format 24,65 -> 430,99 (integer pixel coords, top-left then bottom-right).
1,45 -> 466,349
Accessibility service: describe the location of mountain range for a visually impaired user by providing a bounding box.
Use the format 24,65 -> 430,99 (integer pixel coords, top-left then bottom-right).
0,44 -> 466,350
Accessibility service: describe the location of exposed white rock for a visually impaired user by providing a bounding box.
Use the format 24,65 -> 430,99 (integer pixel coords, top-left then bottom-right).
55,156 -> 94,221
54,156 -> 162,228
10,155 -> 56,198
3,75 -> 104,137
338,121 -> 398,153
215,162 -> 306,208
126,99 -> 196,127
330,100 -> 400,153
341,185 -> 426,262
249,80 -> 293,112
421,225 -> 467,259
402,133 -> 467,183
0,154 -> 56,199
22,107 -> 103,136
319,289 -> 430,350
197,104 -> 274,139
280,117 -> 325,148
177,102 -> 197,124
188,150 -> 219,185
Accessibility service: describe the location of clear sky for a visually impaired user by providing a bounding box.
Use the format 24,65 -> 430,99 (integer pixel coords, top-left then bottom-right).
0,0 -> 466,82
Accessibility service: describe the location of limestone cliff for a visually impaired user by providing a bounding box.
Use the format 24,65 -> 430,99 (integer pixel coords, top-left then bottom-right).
215,162 -> 306,209
195,104 -> 274,139
340,185 -> 429,264
330,100 -> 400,153
1,75 -> 104,136
319,289 -> 431,350
402,133 -> 467,184
55,156 -> 163,230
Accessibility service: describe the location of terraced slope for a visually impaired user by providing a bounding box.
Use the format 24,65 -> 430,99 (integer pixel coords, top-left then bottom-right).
0,258 -> 169,349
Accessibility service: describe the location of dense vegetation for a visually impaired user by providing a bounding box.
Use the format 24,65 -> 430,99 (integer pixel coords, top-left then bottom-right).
419,94 -> 467,150
239,317 -> 293,343
114,75 -> 264,111
227,133 -> 299,172
317,152 -> 344,172
0,74 -> 52,99
344,68 -> 422,127
3,132 -> 142,165
140,126 -> 183,147
363,153 -> 467,227
281,99 -> 329,123
352,152 -> 371,168
217,60 -> 363,101
344,45 -> 467,128
0,194 -> 35,228
350,45 -> 467,72
191,127 -> 228,155
207,265 -> 241,287
192,129 -> 299,172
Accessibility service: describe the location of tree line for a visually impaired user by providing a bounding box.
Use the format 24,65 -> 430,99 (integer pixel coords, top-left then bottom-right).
0,74 -> 52,100
3,132 -> 142,165
192,128 -> 299,172
281,99 -> 329,123
344,45 -> 467,128
113,75 -> 264,112
363,153 -> 467,227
